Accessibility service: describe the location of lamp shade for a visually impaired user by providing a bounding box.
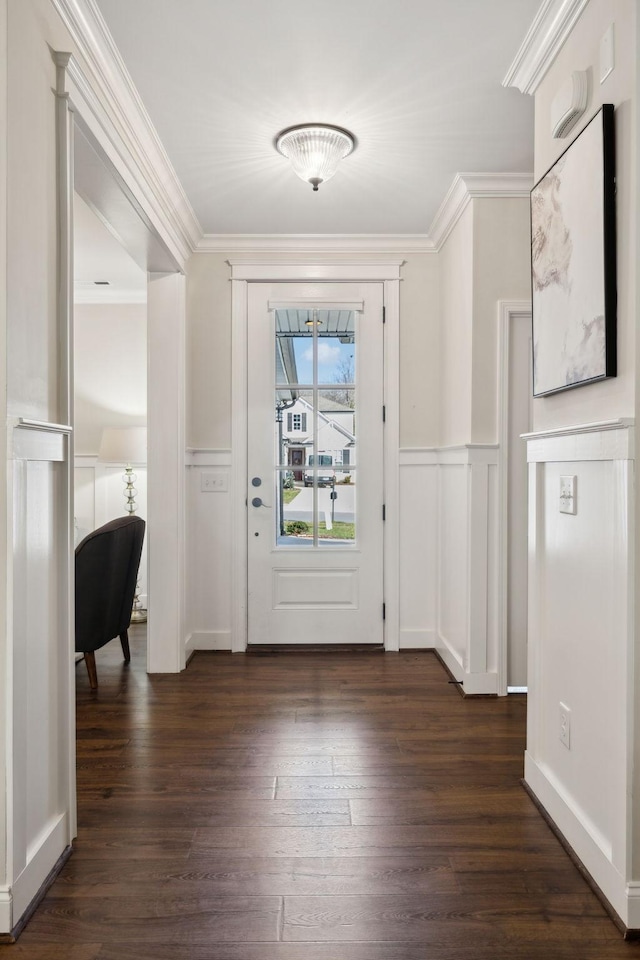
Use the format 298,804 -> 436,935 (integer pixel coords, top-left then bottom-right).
98,427 -> 147,464
276,124 -> 355,191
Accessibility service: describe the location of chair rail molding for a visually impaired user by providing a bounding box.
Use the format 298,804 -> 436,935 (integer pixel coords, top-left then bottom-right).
524,418 -> 635,462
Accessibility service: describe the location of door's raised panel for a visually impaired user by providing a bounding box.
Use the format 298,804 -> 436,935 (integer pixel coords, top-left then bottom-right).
273,568 -> 358,609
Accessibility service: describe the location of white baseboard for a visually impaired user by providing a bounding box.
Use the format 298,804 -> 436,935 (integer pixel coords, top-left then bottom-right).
399,629 -> 435,649
437,635 -> 498,695
186,630 -> 232,654
11,811 -> 69,926
0,886 -> 11,935
524,751 -> 634,927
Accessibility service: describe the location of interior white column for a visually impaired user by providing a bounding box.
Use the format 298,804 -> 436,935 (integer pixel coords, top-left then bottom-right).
147,273 -> 186,672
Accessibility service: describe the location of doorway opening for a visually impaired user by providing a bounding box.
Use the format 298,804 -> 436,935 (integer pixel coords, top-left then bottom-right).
72,192 -> 149,687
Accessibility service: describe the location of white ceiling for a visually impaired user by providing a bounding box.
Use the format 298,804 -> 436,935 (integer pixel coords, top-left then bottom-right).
93,0 -> 540,236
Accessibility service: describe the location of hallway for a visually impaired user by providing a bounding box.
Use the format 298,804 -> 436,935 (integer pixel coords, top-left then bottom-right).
7,642 -> 640,959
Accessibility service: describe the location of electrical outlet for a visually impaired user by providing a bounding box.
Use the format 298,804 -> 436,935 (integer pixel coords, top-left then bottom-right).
559,702 -> 571,749
201,471 -> 228,492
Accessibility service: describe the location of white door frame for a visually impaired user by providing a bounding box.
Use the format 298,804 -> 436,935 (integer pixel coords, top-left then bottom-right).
497,299 -> 532,696
230,259 -> 402,652
54,50 -> 188,682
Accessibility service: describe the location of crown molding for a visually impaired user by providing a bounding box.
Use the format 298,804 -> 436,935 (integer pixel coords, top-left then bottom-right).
428,173 -> 533,250
197,234 -> 436,254
51,0 -> 202,261
503,0 -> 590,95
199,175 -> 532,257
227,258 -> 405,281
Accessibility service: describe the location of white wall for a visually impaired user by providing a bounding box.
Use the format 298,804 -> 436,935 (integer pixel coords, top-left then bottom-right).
183,251 -> 443,655
74,303 -> 147,454
531,0 -> 636,434
471,199 -> 533,444
439,205 -> 473,447
74,302 -> 148,601
399,254 -> 440,448
0,0 -> 8,921
524,0 -> 640,930
185,251 -> 441,450
434,196 -> 531,693
1,0 -> 83,932
183,202 -> 529,695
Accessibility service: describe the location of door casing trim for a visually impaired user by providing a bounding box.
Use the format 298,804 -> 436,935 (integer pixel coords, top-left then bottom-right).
497,299 -> 532,694
230,261 -> 402,652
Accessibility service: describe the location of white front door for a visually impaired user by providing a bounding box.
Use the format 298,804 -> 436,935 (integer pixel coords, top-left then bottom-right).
247,281 -> 384,645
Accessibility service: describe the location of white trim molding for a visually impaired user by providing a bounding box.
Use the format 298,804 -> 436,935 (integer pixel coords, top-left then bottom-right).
399,629 -> 436,650
11,813 -> 69,925
524,418 -> 635,463
503,0 -> 591,95
51,1 -> 201,262
230,259 -> 401,654
185,449 -> 232,467
498,300 -> 532,696
436,444 -> 500,696
228,259 -> 405,282
428,173 -> 534,250
200,235 -> 434,254
186,631 -> 232,656
0,887 -> 10,936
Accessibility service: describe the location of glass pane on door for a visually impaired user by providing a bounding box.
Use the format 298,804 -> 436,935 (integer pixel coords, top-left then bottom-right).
274,307 -> 358,548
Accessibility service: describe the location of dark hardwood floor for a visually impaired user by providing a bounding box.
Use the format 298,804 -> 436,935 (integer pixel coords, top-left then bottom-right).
5,635 -> 640,958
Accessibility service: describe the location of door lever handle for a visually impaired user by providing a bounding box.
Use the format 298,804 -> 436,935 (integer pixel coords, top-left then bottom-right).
251,497 -> 271,508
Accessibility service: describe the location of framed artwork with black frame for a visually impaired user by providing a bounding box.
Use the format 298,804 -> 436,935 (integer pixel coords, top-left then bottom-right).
530,104 -> 616,397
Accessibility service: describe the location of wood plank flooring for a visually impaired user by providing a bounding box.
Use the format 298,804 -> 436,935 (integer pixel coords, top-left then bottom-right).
6,635 -> 640,959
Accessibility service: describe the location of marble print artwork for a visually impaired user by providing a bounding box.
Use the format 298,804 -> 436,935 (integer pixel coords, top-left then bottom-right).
531,116 -> 607,395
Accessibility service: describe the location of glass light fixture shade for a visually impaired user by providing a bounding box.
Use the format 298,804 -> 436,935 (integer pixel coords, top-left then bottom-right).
276,124 -> 355,191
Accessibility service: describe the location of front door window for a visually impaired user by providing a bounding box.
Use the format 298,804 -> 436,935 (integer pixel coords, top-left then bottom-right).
275,308 -> 356,547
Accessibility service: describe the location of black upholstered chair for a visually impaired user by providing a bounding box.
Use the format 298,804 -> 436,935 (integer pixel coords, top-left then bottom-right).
75,515 -> 146,689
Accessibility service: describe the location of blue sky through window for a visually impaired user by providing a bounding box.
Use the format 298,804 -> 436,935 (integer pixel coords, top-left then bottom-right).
292,337 -> 355,386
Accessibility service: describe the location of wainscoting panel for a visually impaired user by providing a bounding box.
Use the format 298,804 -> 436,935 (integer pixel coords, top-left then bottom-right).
182,446 -> 499,695
8,421 -> 74,933
399,450 -> 438,650
436,446 -> 500,695
184,450 -> 233,653
525,419 -> 636,929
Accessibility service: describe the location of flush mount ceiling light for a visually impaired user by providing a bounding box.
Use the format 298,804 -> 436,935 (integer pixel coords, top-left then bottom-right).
275,123 -> 355,192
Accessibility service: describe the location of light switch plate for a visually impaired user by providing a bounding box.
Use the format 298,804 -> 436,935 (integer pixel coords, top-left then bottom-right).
201,470 -> 228,492
600,23 -> 614,83
559,475 -> 577,514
